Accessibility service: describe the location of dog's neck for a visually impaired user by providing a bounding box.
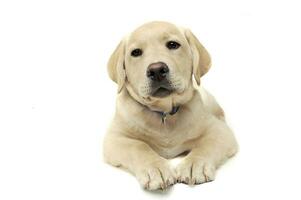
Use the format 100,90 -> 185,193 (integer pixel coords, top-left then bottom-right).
152,106 -> 180,124
122,88 -> 180,124
139,100 -> 181,124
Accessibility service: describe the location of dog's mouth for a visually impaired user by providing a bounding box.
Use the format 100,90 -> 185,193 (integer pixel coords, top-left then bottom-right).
151,86 -> 173,98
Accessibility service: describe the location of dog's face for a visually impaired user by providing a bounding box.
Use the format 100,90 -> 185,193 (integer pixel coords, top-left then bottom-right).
108,22 -> 211,112
125,23 -> 192,99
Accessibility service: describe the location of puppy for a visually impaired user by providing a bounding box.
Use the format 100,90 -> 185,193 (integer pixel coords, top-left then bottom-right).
103,21 -> 238,190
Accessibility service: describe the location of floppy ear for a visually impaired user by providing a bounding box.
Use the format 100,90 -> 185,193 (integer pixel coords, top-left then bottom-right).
185,29 -> 211,85
107,40 -> 126,93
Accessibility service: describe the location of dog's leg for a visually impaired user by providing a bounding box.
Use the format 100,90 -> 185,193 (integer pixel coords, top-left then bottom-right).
176,118 -> 238,184
103,133 -> 176,190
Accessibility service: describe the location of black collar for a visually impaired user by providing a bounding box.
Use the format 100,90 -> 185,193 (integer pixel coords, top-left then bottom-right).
153,106 -> 180,124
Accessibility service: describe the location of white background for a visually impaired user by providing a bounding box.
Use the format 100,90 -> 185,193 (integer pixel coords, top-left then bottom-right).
1,0 -> 301,199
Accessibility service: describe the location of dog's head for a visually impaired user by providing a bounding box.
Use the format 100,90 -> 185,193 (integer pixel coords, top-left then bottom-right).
108,21 -> 211,112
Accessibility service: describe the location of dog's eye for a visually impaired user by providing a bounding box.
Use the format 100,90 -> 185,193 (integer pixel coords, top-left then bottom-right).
166,41 -> 181,50
131,48 -> 143,57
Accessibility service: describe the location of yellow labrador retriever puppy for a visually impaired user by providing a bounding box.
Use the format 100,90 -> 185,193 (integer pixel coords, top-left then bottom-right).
104,21 -> 238,190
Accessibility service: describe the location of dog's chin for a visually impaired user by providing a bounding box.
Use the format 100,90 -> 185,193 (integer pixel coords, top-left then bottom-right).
151,87 -> 173,98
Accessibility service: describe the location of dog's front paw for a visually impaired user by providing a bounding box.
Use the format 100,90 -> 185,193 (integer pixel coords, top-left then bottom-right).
135,161 -> 176,190
176,157 -> 216,185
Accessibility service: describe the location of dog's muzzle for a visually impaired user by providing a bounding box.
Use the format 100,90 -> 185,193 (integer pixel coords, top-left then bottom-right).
146,62 -> 173,97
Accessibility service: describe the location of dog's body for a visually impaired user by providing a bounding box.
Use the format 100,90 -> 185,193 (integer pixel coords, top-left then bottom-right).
104,21 -> 238,190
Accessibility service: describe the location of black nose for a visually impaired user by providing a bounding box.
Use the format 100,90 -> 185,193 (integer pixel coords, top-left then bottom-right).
146,62 -> 169,82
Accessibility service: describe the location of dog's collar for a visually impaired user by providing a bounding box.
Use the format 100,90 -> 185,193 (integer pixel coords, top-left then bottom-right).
125,89 -> 180,124
153,106 -> 180,124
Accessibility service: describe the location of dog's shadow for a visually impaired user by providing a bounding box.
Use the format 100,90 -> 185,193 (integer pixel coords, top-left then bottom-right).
143,181 -> 198,196
143,185 -> 174,196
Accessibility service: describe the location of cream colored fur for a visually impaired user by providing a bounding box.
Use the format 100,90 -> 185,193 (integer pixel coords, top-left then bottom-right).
104,21 -> 238,190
